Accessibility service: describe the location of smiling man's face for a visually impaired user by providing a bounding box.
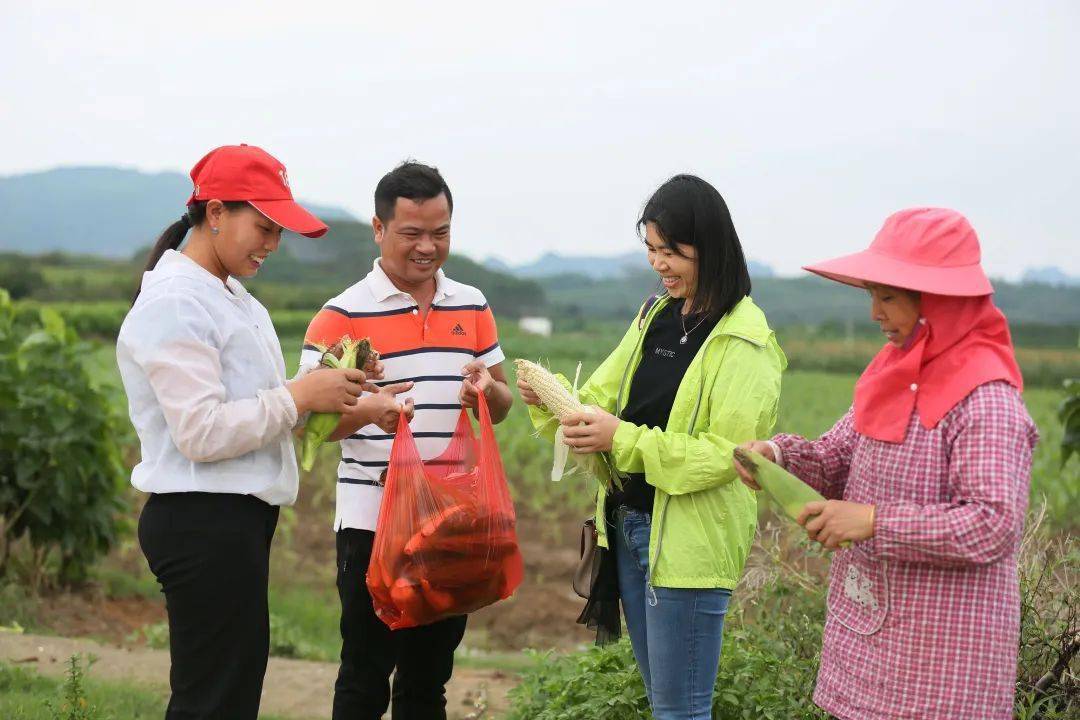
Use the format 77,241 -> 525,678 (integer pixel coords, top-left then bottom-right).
373,194 -> 451,291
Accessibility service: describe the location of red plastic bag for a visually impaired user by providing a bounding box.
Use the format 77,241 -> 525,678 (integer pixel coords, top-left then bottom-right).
366,392 -> 524,630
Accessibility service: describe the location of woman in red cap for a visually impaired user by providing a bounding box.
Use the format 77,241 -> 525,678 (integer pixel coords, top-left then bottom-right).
735,208 -> 1036,720
117,145 -> 411,719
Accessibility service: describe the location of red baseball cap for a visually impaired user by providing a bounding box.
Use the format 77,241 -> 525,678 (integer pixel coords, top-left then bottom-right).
187,144 -> 328,238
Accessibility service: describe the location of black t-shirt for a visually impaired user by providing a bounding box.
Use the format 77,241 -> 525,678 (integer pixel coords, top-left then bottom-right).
610,298 -> 719,513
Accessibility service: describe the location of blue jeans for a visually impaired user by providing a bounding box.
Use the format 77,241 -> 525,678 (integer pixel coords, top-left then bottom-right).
615,506 -> 731,720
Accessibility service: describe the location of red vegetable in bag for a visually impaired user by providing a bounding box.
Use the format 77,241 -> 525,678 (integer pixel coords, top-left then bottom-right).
366,393 -> 524,630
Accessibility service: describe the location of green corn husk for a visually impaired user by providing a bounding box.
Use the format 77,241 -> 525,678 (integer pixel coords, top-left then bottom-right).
734,447 -> 850,547
300,336 -> 371,472
734,447 -> 824,519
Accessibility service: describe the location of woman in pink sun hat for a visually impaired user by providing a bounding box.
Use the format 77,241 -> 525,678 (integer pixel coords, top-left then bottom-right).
734,208 -> 1037,719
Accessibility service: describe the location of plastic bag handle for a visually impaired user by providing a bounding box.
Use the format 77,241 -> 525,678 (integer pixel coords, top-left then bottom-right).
474,389 -> 500,451
396,398 -> 412,437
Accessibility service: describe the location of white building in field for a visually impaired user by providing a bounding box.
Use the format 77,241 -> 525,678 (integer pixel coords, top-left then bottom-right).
519,316 -> 553,337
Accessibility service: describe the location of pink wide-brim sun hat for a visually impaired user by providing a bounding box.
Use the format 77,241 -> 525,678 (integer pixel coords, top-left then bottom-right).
803,207 -> 994,297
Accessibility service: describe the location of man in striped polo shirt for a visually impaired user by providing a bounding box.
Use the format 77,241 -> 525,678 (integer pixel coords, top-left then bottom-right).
300,162 -> 513,720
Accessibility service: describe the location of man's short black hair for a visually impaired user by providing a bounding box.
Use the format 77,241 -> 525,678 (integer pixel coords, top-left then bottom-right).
374,161 -> 453,223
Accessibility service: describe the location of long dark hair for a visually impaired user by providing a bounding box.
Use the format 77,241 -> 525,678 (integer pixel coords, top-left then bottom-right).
637,174 -> 752,319
133,201 -> 247,303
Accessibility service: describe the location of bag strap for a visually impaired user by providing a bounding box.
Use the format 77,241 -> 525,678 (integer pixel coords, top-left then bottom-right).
638,293 -> 661,330
475,388 -> 492,434
473,391 -> 512,503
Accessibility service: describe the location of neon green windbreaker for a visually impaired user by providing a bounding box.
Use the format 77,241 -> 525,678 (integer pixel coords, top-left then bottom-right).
529,295 -> 786,589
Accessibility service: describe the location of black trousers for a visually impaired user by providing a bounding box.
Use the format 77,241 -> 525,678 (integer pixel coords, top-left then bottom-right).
333,528 -> 467,720
138,492 -> 279,720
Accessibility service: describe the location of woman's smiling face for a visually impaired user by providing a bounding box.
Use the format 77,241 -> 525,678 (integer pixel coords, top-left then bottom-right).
203,201 -> 283,279
867,283 -> 922,347
644,222 -> 697,302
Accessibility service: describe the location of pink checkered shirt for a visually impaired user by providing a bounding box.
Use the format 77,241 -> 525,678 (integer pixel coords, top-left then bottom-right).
773,381 -> 1038,720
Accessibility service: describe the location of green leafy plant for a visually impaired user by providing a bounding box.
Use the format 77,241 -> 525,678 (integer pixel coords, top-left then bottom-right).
45,655 -> 101,720
506,641 -> 649,720
507,524 -> 830,720
508,512 -> 1078,720
1059,379 -> 1079,467
268,613 -> 323,660
0,289 -> 127,586
1016,506 -> 1080,717
127,621 -> 170,650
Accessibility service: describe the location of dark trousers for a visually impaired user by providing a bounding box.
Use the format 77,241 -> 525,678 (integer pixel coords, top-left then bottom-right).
138,492 -> 279,720
333,528 -> 467,720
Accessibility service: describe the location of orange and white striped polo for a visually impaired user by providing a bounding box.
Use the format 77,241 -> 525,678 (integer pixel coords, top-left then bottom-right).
299,259 -> 504,531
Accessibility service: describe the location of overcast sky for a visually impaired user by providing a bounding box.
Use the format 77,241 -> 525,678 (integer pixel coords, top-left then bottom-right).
2,1 -> 1077,278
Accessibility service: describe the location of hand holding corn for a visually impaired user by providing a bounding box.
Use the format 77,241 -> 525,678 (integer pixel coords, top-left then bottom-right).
733,441 -> 776,490
300,336 -> 372,472
515,359 -> 618,451
734,445 -> 860,550
515,377 -> 542,407
288,365 -> 366,415
734,445 -> 823,520
514,359 -> 587,418
560,409 -> 620,454
514,359 -> 622,486
798,500 -> 876,550
322,340 -> 386,381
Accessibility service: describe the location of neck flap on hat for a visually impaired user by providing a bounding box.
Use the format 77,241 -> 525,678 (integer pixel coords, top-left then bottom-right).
853,294 -> 1023,443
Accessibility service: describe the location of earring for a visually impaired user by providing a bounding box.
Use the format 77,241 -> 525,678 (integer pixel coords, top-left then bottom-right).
211,227 -> 219,235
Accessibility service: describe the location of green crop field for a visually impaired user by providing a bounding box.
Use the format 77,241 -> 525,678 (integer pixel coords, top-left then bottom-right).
6,302 -> 1076,718
82,318 -> 1076,528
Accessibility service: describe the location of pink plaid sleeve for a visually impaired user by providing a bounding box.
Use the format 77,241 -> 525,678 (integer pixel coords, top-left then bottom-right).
771,407 -> 857,499
874,383 -> 1036,567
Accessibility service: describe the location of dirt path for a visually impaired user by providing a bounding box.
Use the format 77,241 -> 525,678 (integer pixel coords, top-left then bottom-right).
0,632 -> 516,719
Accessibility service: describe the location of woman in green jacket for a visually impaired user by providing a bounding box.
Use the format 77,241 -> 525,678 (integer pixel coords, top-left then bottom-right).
517,175 -> 785,720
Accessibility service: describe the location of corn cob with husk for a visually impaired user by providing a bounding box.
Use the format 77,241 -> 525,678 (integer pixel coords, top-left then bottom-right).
514,359 -> 618,487
300,336 -> 371,472
733,447 -> 849,548
514,359 -> 588,421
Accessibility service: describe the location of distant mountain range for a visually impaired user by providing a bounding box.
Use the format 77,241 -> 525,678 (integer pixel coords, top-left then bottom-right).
536,273 -> 1080,328
0,166 -> 356,258
1,167 -> 1077,325
1022,266 -> 1079,287
485,251 -> 776,280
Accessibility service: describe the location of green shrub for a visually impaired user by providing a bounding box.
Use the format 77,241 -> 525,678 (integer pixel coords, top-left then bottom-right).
44,655 -> 101,720
1015,509 -> 1079,716
1060,379 -> 1079,467
0,658 -> 166,719
0,290 -> 128,586
507,528 -> 830,720
0,579 -> 39,630
505,612 -> 829,720
268,613 -> 323,660
0,256 -> 46,301
505,641 -> 649,720
508,515 -> 1078,719
127,622 -> 170,650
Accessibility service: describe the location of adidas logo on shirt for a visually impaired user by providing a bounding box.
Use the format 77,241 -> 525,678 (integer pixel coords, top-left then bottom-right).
451,323 -> 467,336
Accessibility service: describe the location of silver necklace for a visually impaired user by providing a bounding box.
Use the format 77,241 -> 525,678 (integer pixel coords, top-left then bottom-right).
679,310 -> 708,345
